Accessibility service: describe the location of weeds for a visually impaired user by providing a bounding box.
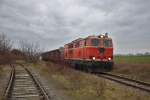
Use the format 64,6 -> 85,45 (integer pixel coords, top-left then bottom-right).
92,79 -> 106,97
67,72 -> 82,90
31,62 -> 150,100
113,63 -> 150,82
0,67 -> 2,77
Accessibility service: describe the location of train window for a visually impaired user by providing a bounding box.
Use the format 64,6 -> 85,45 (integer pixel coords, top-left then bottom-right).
84,41 -> 86,46
104,40 -> 112,47
91,39 -> 100,46
68,43 -> 73,48
84,39 -> 87,46
75,42 -> 80,48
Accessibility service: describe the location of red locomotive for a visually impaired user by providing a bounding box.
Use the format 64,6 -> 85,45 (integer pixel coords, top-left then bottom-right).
42,33 -> 113,72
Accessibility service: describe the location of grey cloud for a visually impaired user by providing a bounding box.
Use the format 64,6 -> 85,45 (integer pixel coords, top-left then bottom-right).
0,0 -> 150,54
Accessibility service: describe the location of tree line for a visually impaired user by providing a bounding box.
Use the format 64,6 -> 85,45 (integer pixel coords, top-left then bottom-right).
0,33 -> 41,64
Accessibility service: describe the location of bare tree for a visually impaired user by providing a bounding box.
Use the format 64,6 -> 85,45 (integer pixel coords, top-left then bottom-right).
19,41 -> 41,63
0,33 -> 13,64
0,33 -> 12,54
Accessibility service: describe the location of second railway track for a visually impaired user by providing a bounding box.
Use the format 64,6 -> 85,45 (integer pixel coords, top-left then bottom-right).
94,72 -> 150,93
4,64 -> 50,100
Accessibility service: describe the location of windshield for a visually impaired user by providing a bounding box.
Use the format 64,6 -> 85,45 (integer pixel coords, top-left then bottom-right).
104,39 -> 112,47
91,39 -> 100,46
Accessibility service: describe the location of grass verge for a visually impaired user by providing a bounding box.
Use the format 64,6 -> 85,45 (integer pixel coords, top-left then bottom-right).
0,65 -> 11,100
114,55 -> 150,64
31,62 -> 150,100
113,56 -> 150,82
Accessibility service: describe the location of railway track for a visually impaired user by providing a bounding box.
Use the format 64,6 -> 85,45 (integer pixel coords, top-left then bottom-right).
94,72 -> 150,93
4,64 -> 50,100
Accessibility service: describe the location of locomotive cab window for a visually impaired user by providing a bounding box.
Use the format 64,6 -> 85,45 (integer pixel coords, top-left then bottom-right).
104,39 -> 112,47
91,39 -> 100,46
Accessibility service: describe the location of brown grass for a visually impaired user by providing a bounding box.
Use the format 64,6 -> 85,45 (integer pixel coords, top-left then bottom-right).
30,62 -> 150,100
113,63 -> 150,82
0,65 -> 11,100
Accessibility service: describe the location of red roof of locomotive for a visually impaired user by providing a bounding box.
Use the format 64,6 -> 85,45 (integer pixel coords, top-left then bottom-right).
65,33 -> 112,46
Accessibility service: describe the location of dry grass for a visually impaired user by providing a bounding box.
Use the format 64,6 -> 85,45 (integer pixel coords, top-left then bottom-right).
0,67 -> 2,77
113,56 -> 150,82
30,62 -> 150,100
113,64 -> 150,82
0,65 -> 11,100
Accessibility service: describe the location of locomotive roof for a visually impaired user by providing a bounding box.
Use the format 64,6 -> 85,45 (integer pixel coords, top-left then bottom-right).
65,38 -> 83,46
72,38 -> 83,43
65,34 -> 112,46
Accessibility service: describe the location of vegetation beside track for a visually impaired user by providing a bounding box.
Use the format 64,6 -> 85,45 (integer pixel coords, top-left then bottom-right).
114,55 -> 150,64
113,55 -> 150,82
0,67 -> 2,76
31,62 -> 150,100
0,65 -> 11,100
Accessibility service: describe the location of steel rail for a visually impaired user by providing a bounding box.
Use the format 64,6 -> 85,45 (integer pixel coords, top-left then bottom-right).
94,72 -> 150,93
3,64 -> 51,100
3,64 -> 15,99
23,65 -> 50,100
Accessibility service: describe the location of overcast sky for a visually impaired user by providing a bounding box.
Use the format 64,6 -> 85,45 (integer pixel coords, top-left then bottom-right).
0,0 -> 150,54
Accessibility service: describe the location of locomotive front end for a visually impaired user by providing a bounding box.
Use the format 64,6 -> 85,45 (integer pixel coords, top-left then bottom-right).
84,33 -> 113,71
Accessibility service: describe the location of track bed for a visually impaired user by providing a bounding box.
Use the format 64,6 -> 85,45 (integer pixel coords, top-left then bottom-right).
4,65 -> 50,100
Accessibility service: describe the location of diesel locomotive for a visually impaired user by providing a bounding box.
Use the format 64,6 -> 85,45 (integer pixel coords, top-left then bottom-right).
42,33 -> 113,72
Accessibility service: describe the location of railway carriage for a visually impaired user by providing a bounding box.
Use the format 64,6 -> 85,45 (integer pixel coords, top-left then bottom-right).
42,48 -> 64,63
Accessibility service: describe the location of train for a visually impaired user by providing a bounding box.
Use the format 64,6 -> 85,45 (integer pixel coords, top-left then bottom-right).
42,33 -> 113,72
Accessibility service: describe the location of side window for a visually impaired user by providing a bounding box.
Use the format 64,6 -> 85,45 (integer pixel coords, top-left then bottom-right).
91,39 -> 99,46
68,44 -> 73,48
75,42 -> 80,48
104,40 -> 112,47
84,41 -> 86,46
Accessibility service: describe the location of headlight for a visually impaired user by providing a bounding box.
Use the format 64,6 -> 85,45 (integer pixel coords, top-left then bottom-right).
100,35 -> 104,38
92,57 -> 96,60
108,57 -> 111,60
